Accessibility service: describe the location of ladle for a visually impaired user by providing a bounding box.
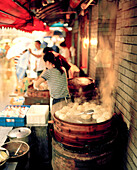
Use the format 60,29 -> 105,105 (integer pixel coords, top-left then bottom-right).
76,109 -> 94,115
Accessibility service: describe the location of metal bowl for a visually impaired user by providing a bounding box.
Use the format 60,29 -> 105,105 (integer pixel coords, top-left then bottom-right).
2,141 -> 29,159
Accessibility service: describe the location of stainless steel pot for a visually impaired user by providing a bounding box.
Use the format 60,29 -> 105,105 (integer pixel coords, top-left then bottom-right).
7,127 -> 31,143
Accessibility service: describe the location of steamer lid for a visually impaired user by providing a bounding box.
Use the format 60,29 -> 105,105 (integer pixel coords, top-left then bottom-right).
8,127 -> 31,139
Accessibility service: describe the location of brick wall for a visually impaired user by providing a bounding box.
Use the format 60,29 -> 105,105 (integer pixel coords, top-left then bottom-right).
114,0 -> 137,169
88,0 -> 117,81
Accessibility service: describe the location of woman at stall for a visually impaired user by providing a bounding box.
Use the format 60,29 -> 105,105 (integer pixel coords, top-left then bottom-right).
34,52 -> 69,105
43,47 -> 71,78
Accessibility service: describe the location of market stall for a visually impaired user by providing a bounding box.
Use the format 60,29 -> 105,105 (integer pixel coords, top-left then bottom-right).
0,74 -> 98,169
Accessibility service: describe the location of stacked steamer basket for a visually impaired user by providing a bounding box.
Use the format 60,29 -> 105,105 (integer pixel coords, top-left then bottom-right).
68,77 -> 97,102
51,100 -> 118,170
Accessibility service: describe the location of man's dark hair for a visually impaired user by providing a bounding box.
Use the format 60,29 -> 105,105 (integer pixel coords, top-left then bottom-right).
35,40 -> 41,44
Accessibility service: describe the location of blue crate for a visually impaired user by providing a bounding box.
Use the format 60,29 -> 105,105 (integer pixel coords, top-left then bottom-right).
0,117 -> 6,126
0,105 -> 30,127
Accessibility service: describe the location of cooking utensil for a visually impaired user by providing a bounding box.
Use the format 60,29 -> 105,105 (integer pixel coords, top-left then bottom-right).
76,109 -> 94,115
14,143 -> 22,156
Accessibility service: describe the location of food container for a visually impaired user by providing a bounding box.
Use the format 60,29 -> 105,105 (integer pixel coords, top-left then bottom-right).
0,147 -> 9,166
26,105 -> 49,125
27,84 -> 50,98
0,105 -> 30,127
2,141 -> 29,160
51,101 -> 118,170
7,127 -> 31,143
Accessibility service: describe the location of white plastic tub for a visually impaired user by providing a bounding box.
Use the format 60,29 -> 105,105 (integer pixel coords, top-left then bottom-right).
26,105 -> 49,125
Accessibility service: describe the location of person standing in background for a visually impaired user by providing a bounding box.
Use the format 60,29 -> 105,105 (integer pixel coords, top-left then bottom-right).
59,41 -> 71,62
4,42 -> 10,55
70,46 -> 75,64
16,49 -> 30,81
29,40 -> 45,76
5,42 -> 11,74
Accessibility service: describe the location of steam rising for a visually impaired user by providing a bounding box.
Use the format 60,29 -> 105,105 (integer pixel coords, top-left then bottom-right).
100,68 -> 116,113
95,36 -> 117,114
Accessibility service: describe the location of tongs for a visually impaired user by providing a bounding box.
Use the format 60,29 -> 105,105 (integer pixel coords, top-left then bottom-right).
76,109 -> 94,115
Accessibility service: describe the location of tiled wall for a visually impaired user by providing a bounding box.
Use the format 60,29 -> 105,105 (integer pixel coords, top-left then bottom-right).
88,5 -> 98,79
114,0 -> 137,169
88,0 -> 117,80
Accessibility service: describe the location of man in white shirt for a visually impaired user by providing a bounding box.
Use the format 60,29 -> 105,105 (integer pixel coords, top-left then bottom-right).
29,40 -> 45,76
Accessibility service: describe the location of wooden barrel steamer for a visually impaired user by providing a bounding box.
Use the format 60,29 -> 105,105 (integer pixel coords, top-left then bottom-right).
52,130 -> 117,170
68,77 -> 97,101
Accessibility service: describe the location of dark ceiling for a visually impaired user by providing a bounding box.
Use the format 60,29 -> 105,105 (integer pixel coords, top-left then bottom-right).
0,0 -> 97,32
13,0 -> 97,26
12,0 -> 79,26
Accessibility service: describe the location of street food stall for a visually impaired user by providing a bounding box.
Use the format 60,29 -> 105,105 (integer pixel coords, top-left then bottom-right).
0,74 -> 114,169
0,0 -> 135,169
0,71 -> 124,170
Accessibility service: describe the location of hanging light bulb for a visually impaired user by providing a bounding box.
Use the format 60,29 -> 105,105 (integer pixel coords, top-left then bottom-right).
90,38 -> 97,46
66,14 -> 70,20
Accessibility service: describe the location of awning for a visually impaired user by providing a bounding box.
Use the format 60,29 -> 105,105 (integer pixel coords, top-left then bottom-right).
0,0 -> 45,32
